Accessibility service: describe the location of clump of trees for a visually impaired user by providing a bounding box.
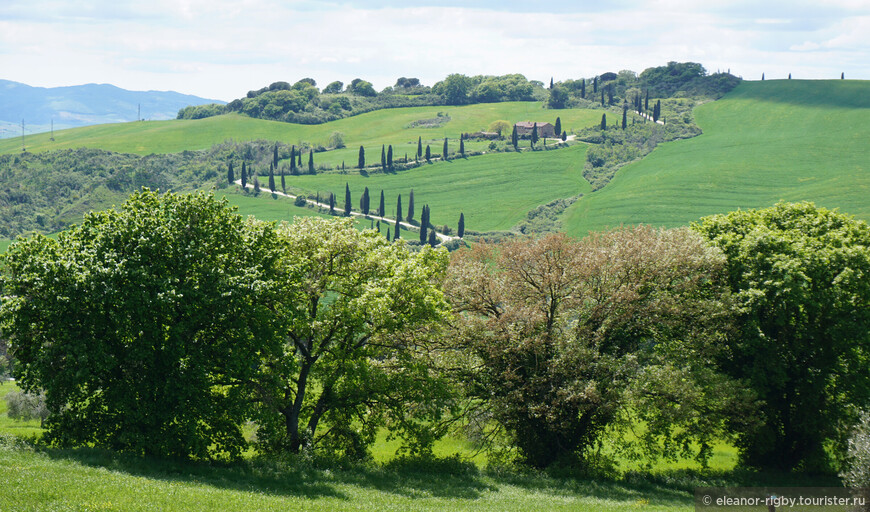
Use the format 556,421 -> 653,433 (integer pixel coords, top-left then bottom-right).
3,194 -> 867,475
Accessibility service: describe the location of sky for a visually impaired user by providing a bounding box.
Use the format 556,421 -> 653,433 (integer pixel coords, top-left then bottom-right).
1,0 -> 868,101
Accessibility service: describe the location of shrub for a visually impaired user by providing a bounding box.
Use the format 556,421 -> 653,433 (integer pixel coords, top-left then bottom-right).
4,390 -> 49,424
294,195 -> 307,207
841,412 -> 870,510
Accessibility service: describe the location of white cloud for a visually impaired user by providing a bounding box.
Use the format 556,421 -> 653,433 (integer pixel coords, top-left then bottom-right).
0,0 -> 868,100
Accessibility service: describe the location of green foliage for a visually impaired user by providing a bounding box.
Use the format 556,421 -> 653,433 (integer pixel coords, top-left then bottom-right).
250,217 -> 454,458
0,190 -> 283,459
639,62 -> 740,99
3,390 -> 48,423
176,103 -> 227,120
841,412 -> 870,506
446,227 -> 742,468
693,202 -> 870,471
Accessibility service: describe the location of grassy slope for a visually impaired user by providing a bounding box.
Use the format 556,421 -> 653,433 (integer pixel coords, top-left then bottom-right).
285,144 -> 590,233
564,80 -> 870,236
0,102 -> 607,161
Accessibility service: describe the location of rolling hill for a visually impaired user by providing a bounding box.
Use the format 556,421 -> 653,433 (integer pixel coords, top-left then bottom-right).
563,79 -> 870,235
0,79 -> 223,139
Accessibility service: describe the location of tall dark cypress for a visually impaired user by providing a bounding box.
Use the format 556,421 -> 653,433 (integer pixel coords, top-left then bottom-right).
273,145 -> 279,169
600,90 -> 605,107
387,145 -> 393,171
600,113 -> 607,130
268,162 -> 276,192
381,145 -> 386,170
394,218 -> 401,240
362,187 -> 370,215
593,76 -> 598,93
379,190 -> 385,218
622,104 -> 627,130
344,183 -> 351,216
428,230 -> 437,247
297,151 -> 302,167
458,212 -> 465,238
358,146 -> 365,169
644,90 -> 649,111
396,195 -> 403,223
308,151 -> 314,174
442,137 -> 448,160
253,173 -> 260,193
417,136 -> 422,158
531,123 -> 538,148
459,135 -> 465,156
241,161 -> 247,188
280,165 -> 286,193
419,205 -> 429,243
227,161 -> 234,184
581,79 -> 586,98
511,124 -> 518,149
425,145 -> 431,163
329,193 -> 335,215
554,117 -> 561,137
407,189 -> 415,221
290,146 -> 296,173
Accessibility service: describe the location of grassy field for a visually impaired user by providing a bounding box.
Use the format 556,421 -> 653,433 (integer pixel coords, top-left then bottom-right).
284,144 -> 590,233
564,79 -> 870,236
0,102 -> 610,161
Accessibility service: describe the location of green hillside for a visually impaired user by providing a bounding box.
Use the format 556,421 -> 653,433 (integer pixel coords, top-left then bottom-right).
0,102 -> 601,159
564,80 -> 870,235
285,144 -> 590,233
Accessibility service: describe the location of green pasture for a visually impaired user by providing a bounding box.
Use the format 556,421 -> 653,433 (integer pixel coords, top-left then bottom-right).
283,144 -> 590,233
0,102 -> 608,159
564,80 -> 870,236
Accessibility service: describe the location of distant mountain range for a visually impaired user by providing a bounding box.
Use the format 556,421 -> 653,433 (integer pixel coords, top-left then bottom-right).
0,79 -> 223,139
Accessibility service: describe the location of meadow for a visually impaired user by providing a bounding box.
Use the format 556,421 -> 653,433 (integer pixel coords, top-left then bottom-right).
3,382 -> 835,512
563,79 -> 870,235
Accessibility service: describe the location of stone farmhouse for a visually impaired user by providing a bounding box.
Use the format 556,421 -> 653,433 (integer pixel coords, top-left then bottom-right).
515,121 -> 556,138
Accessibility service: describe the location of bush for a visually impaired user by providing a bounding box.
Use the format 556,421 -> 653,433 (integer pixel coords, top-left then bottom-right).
841,412 -> 870,510
4,390 -> 49,423
294,195 -> 307,207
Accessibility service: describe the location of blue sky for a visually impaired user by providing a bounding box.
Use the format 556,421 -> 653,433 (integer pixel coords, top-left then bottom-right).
1,0 -> 868,100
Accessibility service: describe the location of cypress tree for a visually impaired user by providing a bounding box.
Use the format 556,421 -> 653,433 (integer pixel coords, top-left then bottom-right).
308,151 -> 314,174
561,131 -> 567,141
227,161 -> 234,184
381,145 -> 386,170
344,183 -> 351,216
511,124 -> 518,149
417,136 -> 422,158
554,117 -> 561,137
443,137 -> 448,160
396,195 -> 403,223
622,104 -> 627,130
459,135 -> 465,156
329,193 -> 335,215
273,144 -> 279,169
593,76 -> 598,93
428,229 -> 437,247
762,73 -> 765,80
241,161 -> 247,188
281,165 -> 286,193
607,86 -> 613,105
419,205 -> 429,243
425,145 -> 431,163
297,151 -> 302,168
358,145 -> 365,169
290,146 -> 296,173
581,79 -> 586,98
644,90 -> 649,111
387,145 -> 393,171
253,172 -> 260,193
788,73 -> 792,79
653,100 -> 661,123
268,162 -> 276,192
407,189 -> 415,221
600,113 -> 607,130
458,212 -> 465,238
841,72 -> 845,79
549,77 -> 554,89
376,220 -> 380,233
379,190 -> 385,217
531,123 -> 538,148
362,187 -> 370,215
600,90 -> 605,107
394,218 -> 401,240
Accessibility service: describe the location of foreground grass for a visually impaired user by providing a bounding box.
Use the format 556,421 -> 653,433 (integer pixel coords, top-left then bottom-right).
565,79 -> 870,235
0,383 -> 841,511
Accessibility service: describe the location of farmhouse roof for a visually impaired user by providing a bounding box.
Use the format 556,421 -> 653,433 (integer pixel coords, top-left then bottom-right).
516,121 -> 553,128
